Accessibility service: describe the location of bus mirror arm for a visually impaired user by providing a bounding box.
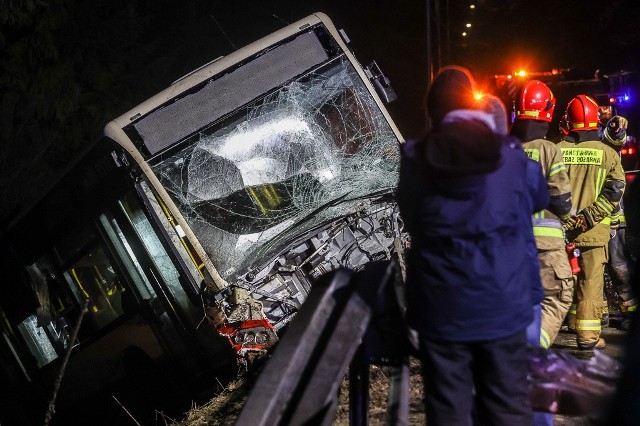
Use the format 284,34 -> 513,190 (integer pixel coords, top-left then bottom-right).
365,61 -> 397,104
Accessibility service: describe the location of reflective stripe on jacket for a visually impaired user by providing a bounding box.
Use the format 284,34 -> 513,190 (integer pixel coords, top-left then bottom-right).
524,139 -> 572,250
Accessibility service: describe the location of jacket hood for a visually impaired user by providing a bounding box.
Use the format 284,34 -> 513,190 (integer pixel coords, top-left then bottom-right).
423,109 -> 503,178
478,95 -> 509,136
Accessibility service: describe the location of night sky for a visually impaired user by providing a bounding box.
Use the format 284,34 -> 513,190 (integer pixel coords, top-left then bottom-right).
1,0 -> 640,222
171,0 -> 640,138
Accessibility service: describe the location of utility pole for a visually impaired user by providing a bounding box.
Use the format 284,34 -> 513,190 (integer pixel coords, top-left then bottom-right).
434,0 -> 441,72
445,0 -> 450,64
425,0 -> 433,87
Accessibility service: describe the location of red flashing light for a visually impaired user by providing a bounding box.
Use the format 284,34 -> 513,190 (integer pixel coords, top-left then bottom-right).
622,146 -> 636,155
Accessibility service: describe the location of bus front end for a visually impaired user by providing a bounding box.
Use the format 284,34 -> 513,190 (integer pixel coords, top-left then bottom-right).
104,13 -> 405,360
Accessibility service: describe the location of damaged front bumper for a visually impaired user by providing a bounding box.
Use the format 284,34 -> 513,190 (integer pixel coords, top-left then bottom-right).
202,196 -> 406,359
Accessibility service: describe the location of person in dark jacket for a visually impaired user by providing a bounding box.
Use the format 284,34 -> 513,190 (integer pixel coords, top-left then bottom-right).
397,66 -> 549,426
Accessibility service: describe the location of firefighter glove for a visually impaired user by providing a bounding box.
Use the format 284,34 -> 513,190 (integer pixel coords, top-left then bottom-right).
608,115 -> 628,133
565,212 -> 591,232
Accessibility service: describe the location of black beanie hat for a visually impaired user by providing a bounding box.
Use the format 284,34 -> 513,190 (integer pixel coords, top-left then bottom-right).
426,66 -> 476,126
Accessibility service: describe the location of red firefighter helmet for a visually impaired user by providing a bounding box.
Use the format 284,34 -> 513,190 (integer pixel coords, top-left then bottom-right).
565,94 -> 599,131
515,80 -> 556,122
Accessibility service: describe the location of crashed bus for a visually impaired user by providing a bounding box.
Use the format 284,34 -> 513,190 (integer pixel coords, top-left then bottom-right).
0,12 -> 405,425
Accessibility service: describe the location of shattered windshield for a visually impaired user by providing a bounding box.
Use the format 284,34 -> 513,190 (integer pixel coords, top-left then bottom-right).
149,55 -> 400,280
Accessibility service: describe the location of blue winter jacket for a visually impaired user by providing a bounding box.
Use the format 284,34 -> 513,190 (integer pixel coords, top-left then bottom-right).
397,111 -> 549,342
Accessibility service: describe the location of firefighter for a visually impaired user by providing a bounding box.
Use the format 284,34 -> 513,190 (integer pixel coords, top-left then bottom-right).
510,80 -> 574,350
558,95 -> 626,350
598,109 -> 637,330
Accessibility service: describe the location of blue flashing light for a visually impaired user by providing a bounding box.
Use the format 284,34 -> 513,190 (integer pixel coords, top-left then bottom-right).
614,94 -> 632,104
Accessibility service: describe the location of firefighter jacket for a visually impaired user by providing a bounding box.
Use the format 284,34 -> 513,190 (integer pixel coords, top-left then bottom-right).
398,110 -> 549,342
558,136 -> 626,246
522,139 -> 572,250
599,125 -> 628,230
611,198 -> 626,230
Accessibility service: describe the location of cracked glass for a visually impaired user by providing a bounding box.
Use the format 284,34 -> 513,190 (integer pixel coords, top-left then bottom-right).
149,55 -> 400,280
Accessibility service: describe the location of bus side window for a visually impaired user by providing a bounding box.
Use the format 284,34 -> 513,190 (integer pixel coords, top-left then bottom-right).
62,245 -> 126,330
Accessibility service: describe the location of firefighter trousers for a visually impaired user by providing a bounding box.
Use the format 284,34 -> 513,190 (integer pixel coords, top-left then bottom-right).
608,227 -> 637,312
538,248 -> 574,349
567,245 -> 608,347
